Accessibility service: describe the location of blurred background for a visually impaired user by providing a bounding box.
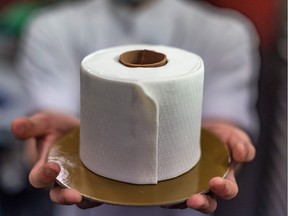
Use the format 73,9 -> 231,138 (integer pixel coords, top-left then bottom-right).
0,0 -> 286,215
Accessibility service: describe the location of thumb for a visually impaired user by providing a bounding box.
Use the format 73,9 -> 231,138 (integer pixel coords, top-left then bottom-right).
29,162 -> 60,188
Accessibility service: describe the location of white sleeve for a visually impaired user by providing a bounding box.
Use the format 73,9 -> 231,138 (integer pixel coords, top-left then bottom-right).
16,12 -> 80,116
201,15 -> 260,135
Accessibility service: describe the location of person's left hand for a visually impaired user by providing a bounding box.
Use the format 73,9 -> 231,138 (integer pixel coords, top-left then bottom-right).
187,120 -> 255,213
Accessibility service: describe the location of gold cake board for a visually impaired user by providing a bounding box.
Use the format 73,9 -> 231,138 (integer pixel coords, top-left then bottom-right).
47,128 -> 230,206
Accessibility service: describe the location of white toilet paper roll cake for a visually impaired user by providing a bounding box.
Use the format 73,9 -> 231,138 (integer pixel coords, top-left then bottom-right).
80,45 -> 204,184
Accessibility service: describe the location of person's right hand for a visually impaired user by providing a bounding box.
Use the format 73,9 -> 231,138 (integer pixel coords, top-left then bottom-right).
11,112 -> 100,208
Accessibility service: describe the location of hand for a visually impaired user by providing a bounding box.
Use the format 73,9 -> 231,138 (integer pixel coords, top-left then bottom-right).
12,114 -> 255,211
185,120 -> 256,213
11,112 -> 100,208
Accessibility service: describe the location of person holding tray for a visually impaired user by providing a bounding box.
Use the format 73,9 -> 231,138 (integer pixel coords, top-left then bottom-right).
11,0 -> 259,215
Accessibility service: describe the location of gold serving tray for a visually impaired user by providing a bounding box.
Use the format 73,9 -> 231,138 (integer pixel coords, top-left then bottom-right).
48,128 -> 229,206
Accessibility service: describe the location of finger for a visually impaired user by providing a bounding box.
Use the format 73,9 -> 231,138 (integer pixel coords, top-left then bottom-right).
228,135 -> 256,162
209,175 -> 238,200
186,194 -> 217,213
50,184 -> 82,205
11,116 -> 49,140
29,162 -> 60,188
202,120 -> 256,162
243,140 -> 256,162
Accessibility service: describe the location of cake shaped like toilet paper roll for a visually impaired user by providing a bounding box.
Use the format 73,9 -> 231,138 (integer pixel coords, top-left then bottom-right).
80,45 -> 204,184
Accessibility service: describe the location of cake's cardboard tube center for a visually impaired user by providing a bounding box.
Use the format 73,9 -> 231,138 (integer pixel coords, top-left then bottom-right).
119,49 -> 167,67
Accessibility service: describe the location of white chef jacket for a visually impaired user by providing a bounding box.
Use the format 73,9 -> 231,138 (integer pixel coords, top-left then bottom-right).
16,0 -> 260,215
